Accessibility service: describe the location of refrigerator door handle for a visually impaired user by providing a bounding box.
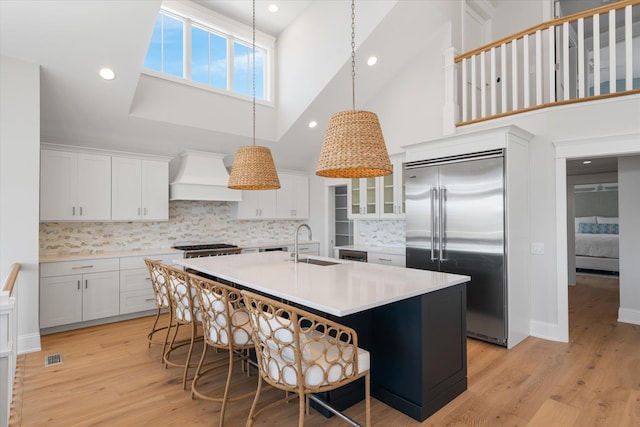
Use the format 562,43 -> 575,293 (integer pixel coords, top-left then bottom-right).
439,187 -> 447,261
430,187 -> 438,261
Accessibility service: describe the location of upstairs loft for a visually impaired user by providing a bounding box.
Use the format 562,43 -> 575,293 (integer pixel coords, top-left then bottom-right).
450,0 -> 640,128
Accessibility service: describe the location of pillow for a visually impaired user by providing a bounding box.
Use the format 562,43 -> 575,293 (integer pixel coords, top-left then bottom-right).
577,223 -> 619,234
596,216 -> 618,224
596,223 -> 619,234
575,216 -> 596,231
577,223 -> 598,233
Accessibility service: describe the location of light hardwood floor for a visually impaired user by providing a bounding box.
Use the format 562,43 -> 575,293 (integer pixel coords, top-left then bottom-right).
9,274 -> 640,426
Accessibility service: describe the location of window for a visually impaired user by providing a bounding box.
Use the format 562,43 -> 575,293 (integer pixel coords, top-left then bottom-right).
144,8 -> 272,101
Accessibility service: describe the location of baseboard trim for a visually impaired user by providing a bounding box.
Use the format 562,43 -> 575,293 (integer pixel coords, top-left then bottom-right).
618,308 -> 640,325
17,333 -> 41,355
530,320 -> 567,343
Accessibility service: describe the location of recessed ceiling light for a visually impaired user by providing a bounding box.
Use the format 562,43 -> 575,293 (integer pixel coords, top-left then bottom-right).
308,121 -> 318,128
367,56 -> 378,66
582,160 -> 592,164
268,4 -> 279,13
99,68 -> 116,80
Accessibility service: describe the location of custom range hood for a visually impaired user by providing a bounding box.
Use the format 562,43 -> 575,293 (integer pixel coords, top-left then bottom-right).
169,150 -> 242,202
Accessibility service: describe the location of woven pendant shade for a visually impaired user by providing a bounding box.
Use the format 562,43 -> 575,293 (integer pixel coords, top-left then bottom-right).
316,110 -> 392,178
228,146 -> 280,190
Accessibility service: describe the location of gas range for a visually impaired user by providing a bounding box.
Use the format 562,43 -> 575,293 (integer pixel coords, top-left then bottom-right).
172,243 -> 241,258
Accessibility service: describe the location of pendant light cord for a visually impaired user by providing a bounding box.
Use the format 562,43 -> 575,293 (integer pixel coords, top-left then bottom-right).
351,0 -> 356,111
252,0 -> 256,146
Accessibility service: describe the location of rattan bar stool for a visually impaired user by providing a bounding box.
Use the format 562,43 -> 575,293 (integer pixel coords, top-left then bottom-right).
190,274 -> 256,426
161,263 -> 203,390
143,258 -> 175,363
241,290 -> 371,427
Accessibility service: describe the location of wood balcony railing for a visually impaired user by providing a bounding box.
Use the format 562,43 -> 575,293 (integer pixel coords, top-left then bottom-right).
453,0 -> 640,127
1,263 -> 21,427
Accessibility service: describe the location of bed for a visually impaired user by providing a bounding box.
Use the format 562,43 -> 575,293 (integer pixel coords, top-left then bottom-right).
575,216 -> 619,272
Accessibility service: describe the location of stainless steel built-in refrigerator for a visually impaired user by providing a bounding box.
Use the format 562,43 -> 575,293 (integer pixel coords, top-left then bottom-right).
405,149 -> 507,346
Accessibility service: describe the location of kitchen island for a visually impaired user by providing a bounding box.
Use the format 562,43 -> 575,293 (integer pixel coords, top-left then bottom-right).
176,251 -> 470,422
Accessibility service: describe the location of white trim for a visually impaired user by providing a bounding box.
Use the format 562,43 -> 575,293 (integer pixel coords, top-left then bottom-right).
618,307 -> 640,325
554,132 -> 640,343
530,319 -> 564,342
17,332 -> 41,355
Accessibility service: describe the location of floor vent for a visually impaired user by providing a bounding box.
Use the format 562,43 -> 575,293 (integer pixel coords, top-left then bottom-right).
45,353 -> 63,367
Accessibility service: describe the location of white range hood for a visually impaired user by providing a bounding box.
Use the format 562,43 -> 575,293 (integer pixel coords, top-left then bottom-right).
169,150 -> 242,202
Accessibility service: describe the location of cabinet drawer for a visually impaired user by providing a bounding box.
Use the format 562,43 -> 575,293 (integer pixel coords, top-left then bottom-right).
368,253 -> 406,267
41,257 -> 119,277
286,243 -> 319,255
120,268 -> 154,292
119,253 -> 179,270
120,289 -> 157,314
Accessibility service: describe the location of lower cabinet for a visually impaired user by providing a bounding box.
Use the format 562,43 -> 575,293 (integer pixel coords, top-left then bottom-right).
119,253 -> 178,314
40,258 -> 119,328
286,242 -> 319,255
367,252 -> 406,267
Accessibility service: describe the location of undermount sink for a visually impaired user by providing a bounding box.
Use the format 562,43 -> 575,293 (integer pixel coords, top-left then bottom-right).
293,258 -> 340,266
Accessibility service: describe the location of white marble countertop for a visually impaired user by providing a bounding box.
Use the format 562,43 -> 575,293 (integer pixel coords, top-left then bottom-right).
175,251 -> 469,317
334,245 -> 406,255
40,247 -> 184,263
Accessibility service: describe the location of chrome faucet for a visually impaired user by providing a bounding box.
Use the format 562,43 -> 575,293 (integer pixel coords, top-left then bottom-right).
293,223 -> 312,263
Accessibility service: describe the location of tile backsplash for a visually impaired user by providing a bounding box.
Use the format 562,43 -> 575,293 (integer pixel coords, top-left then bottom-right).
356,220 -> 405,247
40,201 -> 305,255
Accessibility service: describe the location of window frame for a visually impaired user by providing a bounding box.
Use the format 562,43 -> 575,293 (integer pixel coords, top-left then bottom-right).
143,3 -> 275,105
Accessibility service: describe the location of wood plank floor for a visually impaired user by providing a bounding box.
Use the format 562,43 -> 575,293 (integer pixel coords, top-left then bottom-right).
9,274 -> 640,426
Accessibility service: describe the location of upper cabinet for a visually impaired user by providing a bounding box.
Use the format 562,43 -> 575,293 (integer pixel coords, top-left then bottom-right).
233,171 -> 309,220
347,154 -> 405,220
276,173 -> 309,219
40,149 -> 111,221
40,145 -> 169,222
112,157 -> 169,221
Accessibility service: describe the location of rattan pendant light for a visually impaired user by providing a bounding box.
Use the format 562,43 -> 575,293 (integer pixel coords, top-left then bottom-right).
228,0 -> 280,190
316,0 -> 391,178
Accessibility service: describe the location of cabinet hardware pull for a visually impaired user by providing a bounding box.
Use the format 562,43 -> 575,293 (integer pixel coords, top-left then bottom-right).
144,207 -> 147,216
145,277 -> 151,280
77,280 -> 80,290
72,265 -> 94,269
85,279 -> 88,289
144,298 -> 154,302
79,206 -> 83,215
378,258 -> 392,262
72,206 -> 76,216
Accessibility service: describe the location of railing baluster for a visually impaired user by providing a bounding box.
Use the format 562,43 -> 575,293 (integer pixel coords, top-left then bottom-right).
462,57 -> 468,122
480,51 -> 487,118
512,41 -> 518,111
548,25 -> 555,103
578,18 -> 585,98
535,29 -> 542,105
562,21 -> 569,101
593,14 -> 601,96
490,47 -> 497,115
625,5 -> 632,91
524,34 -> 530,108
501,43 -> 507,113
609,9 -> 616,94
471,55 -> 477,119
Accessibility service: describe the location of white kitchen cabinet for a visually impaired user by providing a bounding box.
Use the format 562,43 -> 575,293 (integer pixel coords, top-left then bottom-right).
40,149 -> 111,221
286,242 -> 319,255
40,258 -> 119,328
277,173 -> 309,219
379,155 -> 406,219
112,157 -> 169,221
367,252 -> 406,267
234,190 -> 278,219
347,177 -> 380,219
119,253 -> 177,314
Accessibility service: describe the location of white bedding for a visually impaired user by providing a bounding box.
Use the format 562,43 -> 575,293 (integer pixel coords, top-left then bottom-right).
575,233 -> 619,259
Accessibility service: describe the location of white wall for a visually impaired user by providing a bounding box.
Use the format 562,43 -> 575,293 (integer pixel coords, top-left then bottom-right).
618,155 -> 640,325
0,56 -> 41,354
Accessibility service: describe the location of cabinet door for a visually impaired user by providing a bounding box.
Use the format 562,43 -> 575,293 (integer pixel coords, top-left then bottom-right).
237,190 -> 277,219
379,157 -> 405,219
111,157 -> 142,220
141,160 -> 169,221
40,275 -> 83,328
40,149 -> 77,221
277,174 -> 309,219
348,177 -> 379,219
77,153 -> 111,220
82,271 -> 119,321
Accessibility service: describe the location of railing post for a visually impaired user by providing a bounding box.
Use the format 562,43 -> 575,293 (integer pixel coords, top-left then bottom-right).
442,46 -> 459,135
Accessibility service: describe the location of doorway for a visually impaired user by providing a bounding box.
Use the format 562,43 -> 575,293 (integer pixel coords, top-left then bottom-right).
326,184 -> 354,258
